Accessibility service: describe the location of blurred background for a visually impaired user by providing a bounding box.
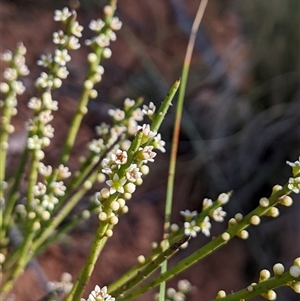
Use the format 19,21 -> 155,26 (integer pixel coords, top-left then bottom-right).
1,0 -> 299,300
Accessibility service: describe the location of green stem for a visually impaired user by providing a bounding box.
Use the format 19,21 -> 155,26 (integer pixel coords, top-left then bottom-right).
66,224 -> 109,301
120,185 -> 290,300
210,272 -> 299,301
114,236 -> 190,299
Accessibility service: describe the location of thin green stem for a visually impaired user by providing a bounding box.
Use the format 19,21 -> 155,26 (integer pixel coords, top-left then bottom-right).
114,236 -> 190,299
120,185 -> 290,300
210,272 -> 299,301
159,1 -> 208,300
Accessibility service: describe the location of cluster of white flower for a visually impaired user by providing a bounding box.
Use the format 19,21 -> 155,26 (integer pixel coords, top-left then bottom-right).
180,194 -> 227,238
286,157 -> 300,193
81,285 -> 115,301
155,279 -> 192,301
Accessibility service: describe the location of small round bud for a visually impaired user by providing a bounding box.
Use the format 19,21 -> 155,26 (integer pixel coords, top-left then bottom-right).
250,215 -> 261,226
259,269 -> 271,282
170,223 -> 179,233
117,198 -> 126,208
53,78 -> 62,88
104,5 -> 113,16
137,255 -> 145,264
140,165 -> 149,175
246,285 -> 254,293
84,79 -> 93,90
216,290 -> 226,298
6,124 -> 15,133
124,193 -> 132,200
83,180 -> 92,189
87,53 -> 97,63
136,178 -> 143,186
217,193 -> 229,204
290,265 -> 300,278
273,263 -> 284,276
100,188 -> 110,199
265,207 -> 279,217
103,48 -> 112,58
272,185 -> 283,194
98,212 -> 107,221
33,221 -> 41,231
110,200 -> 120,211
234,213 -> 243,222
97,173 -> 106,183
110,215 -> 118,225
105,229 -> 113,237
90,89 -> 98,99
294,257 -> 300,267
125,183 -> 136,194
36,150 -> 45,160
259,197 -> 269,207
180,241 -> 189,249
41,211 -> 51,221
221,232 -> 230,241
177,279 -> 192,293
279,195 -> 293,207
265,290 -> 276,300
237,230 -> 249,239
121,205 -> 129,214
292,281 -> 300,293
82,210 -> 90,220
28,211 -> 36,220
0,253 -> 5,264
151,242 -> 158,249
80,106 -> 88,115
228,218 -> 237,226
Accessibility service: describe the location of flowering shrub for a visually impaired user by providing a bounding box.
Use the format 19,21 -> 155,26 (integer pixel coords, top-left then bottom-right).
0,1 -> 299,301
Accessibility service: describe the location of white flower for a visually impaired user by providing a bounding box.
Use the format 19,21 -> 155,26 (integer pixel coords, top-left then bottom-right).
53,30 -> 67,45
89,19 -> 105,32
33,182 -> 47,196
184,220 -> 200,237
42,194 -> 59,210
199,216 -> 211,237
142,102 -> 156,116
51,181 -> 66,196
180,210 -> 198,222
38,163 -> 52,177
124,98 -> 135,109
108,108 -> 125,121
153,133 -> 166,153
3,68 -> 17,81
37,54 -> 53,67
68,36 -> 81,49
36,72 -> 53,89
71,20 -> 83,37
202,198 -> 213,209
89,139 -> 104,153
137,124 -> 157,139
106,174 -> 126,194
56,66 -> 69,79
12,81 -> 25,95
57,164 -> 71,179
288,177 -> 300,194
94,34 -> 110,47
95,123 -> 110,136
54,7 -> 71,22
126,164 -> 142,182
211,207 -> 226,222
287,157 -> 300,177
27,135 -> 43,150
1,50 -> 12,62
137,146 -> 157,163
28,97 -> 41,111
131,108 -> 144,121
43,124 -> 54,138
54,49 -> 71,66
86,285 -> 115,301
111,149 -> 128,165
110,17 -> 122,30
38,110 -> 53,124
